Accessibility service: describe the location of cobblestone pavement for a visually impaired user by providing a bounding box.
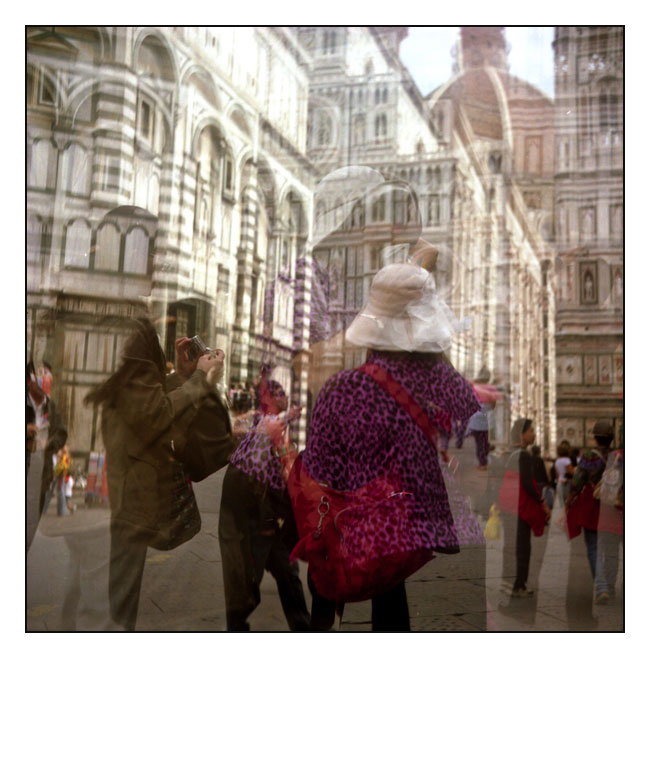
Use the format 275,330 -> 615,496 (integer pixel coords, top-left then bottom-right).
27,458 -> 623,632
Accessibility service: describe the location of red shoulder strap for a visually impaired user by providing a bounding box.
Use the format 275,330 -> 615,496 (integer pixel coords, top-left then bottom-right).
357,362 -> 438,449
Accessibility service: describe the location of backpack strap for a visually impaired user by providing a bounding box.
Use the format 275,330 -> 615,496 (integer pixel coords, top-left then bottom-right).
356,362 -> 439,449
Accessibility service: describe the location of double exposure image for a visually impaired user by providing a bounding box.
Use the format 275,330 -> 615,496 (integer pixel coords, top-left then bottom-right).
26,26 -> 623,631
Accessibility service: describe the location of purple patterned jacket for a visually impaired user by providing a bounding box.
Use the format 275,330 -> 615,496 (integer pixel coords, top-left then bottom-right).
301,350 -> 481,553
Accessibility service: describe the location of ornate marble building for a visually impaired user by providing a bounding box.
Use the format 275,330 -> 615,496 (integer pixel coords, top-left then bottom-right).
28,26 -> 587,461
27,26 -> 316,456
552,26 -> 623,449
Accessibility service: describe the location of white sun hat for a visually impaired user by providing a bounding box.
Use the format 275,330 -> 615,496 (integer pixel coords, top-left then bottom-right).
345,262 -> 471,353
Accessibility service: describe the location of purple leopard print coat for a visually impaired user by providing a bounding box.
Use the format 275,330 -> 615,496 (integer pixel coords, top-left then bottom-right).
301,350 -> 481,553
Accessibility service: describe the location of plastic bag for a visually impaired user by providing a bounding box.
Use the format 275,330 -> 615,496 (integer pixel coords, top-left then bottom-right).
484,504 -> 501,540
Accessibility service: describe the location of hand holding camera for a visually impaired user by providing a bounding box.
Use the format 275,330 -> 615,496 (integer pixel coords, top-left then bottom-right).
175,335 -> 224,385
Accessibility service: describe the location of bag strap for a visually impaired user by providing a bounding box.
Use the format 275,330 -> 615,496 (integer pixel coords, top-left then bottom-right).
356,363 -> 439,449
592,448 -> 607,464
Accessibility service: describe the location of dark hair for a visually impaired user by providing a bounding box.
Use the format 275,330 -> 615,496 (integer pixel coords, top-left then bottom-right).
85,318 -> 165,407
531,445 -> 541,457
557,440 -> 570,458
255,378 -> 287,414
594,434 -> 614,448
510,418 -> 533,445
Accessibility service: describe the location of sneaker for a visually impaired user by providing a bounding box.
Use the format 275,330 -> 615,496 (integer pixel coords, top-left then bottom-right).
595,592 -> 610,605
511,588 -> 534,598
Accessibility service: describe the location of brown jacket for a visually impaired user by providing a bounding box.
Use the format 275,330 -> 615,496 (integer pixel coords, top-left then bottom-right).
102,359 -> 233,539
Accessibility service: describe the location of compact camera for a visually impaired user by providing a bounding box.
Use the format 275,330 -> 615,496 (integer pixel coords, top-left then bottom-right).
185,335 -> 211,362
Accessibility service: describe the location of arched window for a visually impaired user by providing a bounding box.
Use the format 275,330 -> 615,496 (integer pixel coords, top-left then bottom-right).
371,195 -> 386,221
135,37 -> 173,153
64,219 -> 91,268
198,128 -> 220,182
123,227 -> 149,275
28,139 -> 56,189
317,112 -> 332,146
322,29 -> 337,55
27,216 -> 42,260
62,143 -> 90,195
599,85 -> 619,130
198,197 -> 210,237
194,126 -> 223,239
223,155 -> 234,194
375,114 -> 387,138
95,223 -> 121,271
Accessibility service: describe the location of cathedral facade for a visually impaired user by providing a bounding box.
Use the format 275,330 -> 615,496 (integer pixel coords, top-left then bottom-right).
295,26 -> 557,451
27,26 -> 614,462
552,26 -> 623,449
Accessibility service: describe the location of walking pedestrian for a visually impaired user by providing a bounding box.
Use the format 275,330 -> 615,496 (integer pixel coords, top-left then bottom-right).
463,368 -> 500,470
26,361 -> 67,549
565,420 -> 621,604
498,419 -> 551,598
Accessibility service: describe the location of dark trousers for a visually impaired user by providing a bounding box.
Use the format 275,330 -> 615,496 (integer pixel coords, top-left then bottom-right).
309,575 -> 410,632
513,517 -> 532,591
500,511 -> 518,584
108,521 -> 149,631
218,465 -> 310,631
455,426 -> 489,466
583,528 -> 598,578
471,431 -> 489,466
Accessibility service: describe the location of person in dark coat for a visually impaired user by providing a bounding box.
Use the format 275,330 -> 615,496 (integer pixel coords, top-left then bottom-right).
85,318 -> 232,630
498,419 -> 551,598
27,361 -> 67,550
